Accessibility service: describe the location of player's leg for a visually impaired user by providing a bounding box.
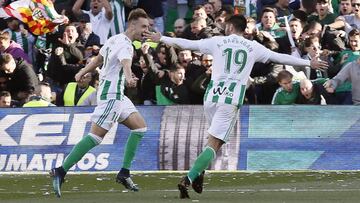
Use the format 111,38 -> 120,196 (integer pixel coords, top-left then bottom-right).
178,102 -> 238,198
178,135 -> 223,198
116,97 -> 147,191
51,100 -> 115,197
51,122 -> 108,197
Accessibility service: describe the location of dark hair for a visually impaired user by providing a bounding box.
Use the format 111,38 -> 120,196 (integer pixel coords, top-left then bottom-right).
0,90 -> 10,97
225,15 -> 247,32
348,28 -> 360,38
303,21 -> 322,33
39,81 -> 51,87
304,36 -> 319,48
0,31 -> 10,41
289,17 -> 304,28
0,53 -> 13,68
277,70 -> 293,82
170,63 -> 185,72
289,17 -> 302,24
316,0 -> 329,3
194,5 -> 205,11
128,8 -> 148,22
261,7 -> 277,19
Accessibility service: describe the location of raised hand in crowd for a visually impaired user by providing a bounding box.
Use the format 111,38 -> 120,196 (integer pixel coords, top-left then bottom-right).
323,80 -> 335,93
141,43 -> 150,54
58,31 -> 70,45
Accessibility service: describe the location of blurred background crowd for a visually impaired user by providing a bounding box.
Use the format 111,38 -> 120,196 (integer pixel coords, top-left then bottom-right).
0,0 -> 359,108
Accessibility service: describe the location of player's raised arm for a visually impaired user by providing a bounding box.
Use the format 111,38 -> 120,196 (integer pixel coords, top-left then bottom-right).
144,31 -> 203,51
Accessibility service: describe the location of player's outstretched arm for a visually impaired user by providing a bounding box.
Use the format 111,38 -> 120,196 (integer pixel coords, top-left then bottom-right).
144,31 -> 202,51
268,51 -> 328,71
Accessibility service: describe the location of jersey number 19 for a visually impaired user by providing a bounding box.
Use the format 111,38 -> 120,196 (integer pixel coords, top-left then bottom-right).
223,48 -> 247,74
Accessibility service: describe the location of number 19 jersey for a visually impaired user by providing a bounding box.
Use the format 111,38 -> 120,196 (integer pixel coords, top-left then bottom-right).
197,34 -> 272,107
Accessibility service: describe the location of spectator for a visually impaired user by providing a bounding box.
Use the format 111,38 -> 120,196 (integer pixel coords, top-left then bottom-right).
174,18 -> 186,37
4,18 -> 35,63
109,0 -> 131,36
47,25 -> 84,87
77,14 -> 101,50
132,43 -> 159,105
178,49 -> 194,70
0,31 -> 30,63
182,5 -> 215,39
0,53 -> 38,104
0,90 -> 11,107
72,0 -> 113,45
137,0 -> 164,33
156,64 -> 190,105
300,0 -> 317,15
307,0 -> 336,26
339,0 -> 353,15
190,18 -> 208,39
296,78 -> 338,104
208,0 -> 222,14
328,0 -> 360,34
301,21 -> 323,39
153,43 -> 178,70
187,54 -> 213,104
334,29 -> 360,69
79,59 -> 100,106
302,36 -> 329,79
204,2 -> 216,21
0,71 -> 8,91
324,60 -> 360,104
276,18 -> 304,56
272,70 -> 300,104
258,7 -> 286,39
57,72 -> 96,106
23,82 -> 55,107
244,17 -> 258,40
271,0 -> 293,17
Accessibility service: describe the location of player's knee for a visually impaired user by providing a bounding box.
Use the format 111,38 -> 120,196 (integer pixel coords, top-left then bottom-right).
88,133 -> 103,145
131,127 -> 147,137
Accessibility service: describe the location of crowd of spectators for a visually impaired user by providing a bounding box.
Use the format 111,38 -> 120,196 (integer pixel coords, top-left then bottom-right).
0,0 -> 359,107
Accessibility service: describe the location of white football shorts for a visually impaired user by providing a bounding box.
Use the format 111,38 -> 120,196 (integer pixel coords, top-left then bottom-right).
91,96 -> 138,130
203,101 -> 239,142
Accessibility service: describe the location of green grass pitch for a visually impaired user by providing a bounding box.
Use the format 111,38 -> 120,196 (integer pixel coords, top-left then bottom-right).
1,171 -> 360,203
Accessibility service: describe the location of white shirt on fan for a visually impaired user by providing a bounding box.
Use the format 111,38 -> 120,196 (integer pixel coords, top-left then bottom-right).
83,8 -> 113,45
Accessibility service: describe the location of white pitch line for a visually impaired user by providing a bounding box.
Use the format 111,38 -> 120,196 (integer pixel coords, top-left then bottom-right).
157,188 -> 360,192
1,188 -> 360,194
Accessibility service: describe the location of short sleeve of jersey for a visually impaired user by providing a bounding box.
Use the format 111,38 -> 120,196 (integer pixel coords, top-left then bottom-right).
117,44 -> 133,62
252,41 -> 272,63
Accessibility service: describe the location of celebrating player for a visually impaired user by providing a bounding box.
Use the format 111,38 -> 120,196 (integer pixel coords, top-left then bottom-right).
144,15 -> 328,199
50,8 -> 149,197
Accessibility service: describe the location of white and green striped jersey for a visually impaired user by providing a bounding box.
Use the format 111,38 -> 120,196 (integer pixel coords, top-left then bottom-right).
109,0 -> 126,36
98,33 -> 133,101
198,34 -> 272,107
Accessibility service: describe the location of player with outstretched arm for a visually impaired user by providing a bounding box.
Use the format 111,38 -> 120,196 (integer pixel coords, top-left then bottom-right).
145,14 -> 328,199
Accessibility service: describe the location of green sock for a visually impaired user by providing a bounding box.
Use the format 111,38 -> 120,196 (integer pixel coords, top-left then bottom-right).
62,134 -> 100,172
122,131 -> 145,169
188,146 -> 216,182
